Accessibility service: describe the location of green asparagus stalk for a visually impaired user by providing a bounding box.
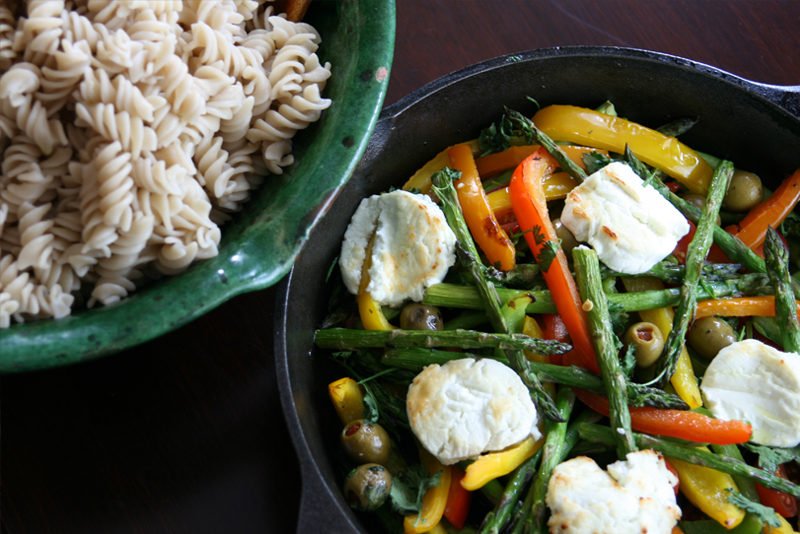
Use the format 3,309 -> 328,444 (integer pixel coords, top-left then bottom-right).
573,247 -> 636,457
423,273 -> 771,315
656,116 -> 698,138
601,261 -> 744,285
431,167 -> 509,334
764,225 -> 800,353
578,423 -> 800,498
530,388 -> 576,533
504,108 -> 588,183
443,310 -> 489,331
315,328 -> 571,354
381,348 -> 688,410
654,160 -> 733,388
478,448 -> 544,534
485,262 -> 541,289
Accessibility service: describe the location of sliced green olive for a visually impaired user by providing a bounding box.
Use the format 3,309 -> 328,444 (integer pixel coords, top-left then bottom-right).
400,303 -> 443,331
552,218 -> 580,255
623,322 -> 665,368
343,463 -> 392,512
687,316 -> 736,360
723,170 -> 763,212
341,419 -> 391,465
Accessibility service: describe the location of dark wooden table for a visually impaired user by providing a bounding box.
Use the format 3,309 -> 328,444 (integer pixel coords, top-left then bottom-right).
3,1 -> 800,533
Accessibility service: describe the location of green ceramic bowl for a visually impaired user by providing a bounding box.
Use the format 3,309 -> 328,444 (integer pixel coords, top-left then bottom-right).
0,0 -> 395,373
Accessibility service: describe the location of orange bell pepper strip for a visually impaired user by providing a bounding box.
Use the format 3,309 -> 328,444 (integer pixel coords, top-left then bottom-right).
475,144 -> 606,177
357,233 -> 397,330
509,150 -> 598,372
574,388 -> 752,445
727,169 -> 800,251
443,467 -> 472,530
403,139 -> 481,194
404,448 -> 452,533
448,144 -> 516,271
533,104 -> 713,195
696,295 -> 800,319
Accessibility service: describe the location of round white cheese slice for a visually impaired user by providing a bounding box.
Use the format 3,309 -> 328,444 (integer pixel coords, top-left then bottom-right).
701,338 -> 800,447
339,190 -> 456,308
406,358 -> 540,465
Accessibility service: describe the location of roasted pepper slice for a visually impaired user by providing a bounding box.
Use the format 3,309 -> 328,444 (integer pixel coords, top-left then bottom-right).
533,104 -> 713,195
404,448 -> 452,533
696,296 -> 800,319
403,140 -> 481,194
448,143 -> 516,271
356,232 -> 397,331
474,144 -> 605,177
461,435 -> 543,491
328,377 -> 365,425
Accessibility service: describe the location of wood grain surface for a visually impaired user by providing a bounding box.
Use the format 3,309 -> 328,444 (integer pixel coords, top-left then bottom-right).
4,1 -> 800,533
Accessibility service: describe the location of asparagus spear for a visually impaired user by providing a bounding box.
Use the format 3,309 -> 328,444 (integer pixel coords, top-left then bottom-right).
530,388 -> 576,533
653,160 -> 733,388
573,247 -> 636,457
504,108 -> 588,183
485,262 -> 541,288
431,167 -> 508,334
657,117 -> 699,138
578,423 -> 800,499
601,261 -> 743,285
381,348 -> 688,410
423,273 -> 771,315
315,328 -> 571,354
478,448 -> 544,534
764,225 -> 800,353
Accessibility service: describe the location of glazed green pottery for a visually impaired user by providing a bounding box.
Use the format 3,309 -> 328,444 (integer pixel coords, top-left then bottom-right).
0,0 -> 396,373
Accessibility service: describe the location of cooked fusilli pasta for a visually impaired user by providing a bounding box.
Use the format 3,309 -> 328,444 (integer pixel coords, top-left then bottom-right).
0,0 -> 331,327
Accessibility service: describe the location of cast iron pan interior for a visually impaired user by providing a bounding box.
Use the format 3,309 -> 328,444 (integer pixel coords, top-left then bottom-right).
275,46 -> 800,534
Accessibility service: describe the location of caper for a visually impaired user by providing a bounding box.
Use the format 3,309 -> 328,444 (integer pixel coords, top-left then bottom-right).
400,303 -> 443,331
341,419 -> 391,465
623,322 -> 665,368
683,194 -> 721,226
723,170 -> 763,212
687,316 -> 736,360
552,218 -> 580,255
343,463 -> 392,512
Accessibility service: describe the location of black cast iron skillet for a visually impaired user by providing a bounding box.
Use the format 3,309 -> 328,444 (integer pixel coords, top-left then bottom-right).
275,46 -> 800,534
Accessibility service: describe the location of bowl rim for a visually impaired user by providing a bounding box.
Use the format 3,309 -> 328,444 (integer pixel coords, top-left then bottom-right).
275,44 -> 800,534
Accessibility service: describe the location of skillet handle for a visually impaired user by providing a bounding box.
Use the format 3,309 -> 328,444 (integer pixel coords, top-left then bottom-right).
756,83 -> 800,119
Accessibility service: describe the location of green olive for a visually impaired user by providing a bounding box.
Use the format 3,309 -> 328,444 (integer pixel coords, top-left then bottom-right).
343,463 -> 392,512
623,322 -> 665,368
687,316 -> 736,360
723,170 -> 764,212
341,419 -> 391,465
552,218 -> 580,255
400,303 -> 443,331
683,194 -> 721,226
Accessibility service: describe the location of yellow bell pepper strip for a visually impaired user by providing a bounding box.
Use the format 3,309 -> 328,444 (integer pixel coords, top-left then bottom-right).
670,451 -> 746,529
696,296 -> 800,319
357,232 -> 397,331
532,104 -> 714,195
509,149 -> 599,373
727,169 -> 800,251
461,435 -> 544,491
328,377 -> 365,425
487,172 -> 578,216
448,143 -> 516,271
402,139 -> 481,194
474,144 -> 606,178
404,448 -> 452,534
763,514 -> 799,534
621,277 -> 703,409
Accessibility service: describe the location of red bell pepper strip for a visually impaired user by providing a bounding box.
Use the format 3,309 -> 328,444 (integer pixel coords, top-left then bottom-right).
672,220 -> 696,265
448,144 -> 516,271
755,465 -> 798,518
443,467 -> 472,529
509,150 -> 599,373
573,388 -> 753,445
540,314 -> 569,366
728,169 -> 800,251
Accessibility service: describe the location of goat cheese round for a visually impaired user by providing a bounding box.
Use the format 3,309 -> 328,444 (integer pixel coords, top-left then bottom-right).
339,190 -> 456,308
561,162 -> 690,274
547,450 -> 681,534
406,358 -> 541,465
701,339 -> 800,447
